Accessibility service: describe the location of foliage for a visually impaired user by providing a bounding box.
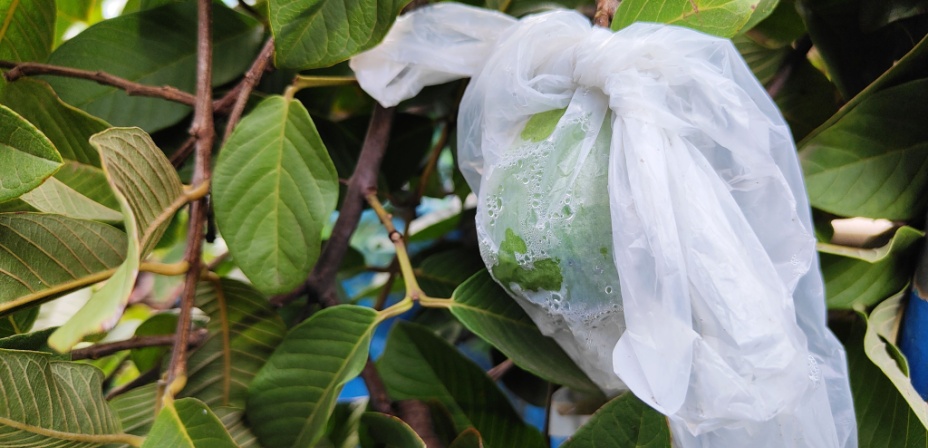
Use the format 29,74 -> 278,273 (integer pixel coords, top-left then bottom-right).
0,0 -> 926,446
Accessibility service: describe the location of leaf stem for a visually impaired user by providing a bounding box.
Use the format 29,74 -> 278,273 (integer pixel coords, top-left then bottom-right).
139,261 -> 190,276
365,194 -> 453,308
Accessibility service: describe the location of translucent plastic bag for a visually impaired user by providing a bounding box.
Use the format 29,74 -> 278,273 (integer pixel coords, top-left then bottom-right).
351,4 -> 857,447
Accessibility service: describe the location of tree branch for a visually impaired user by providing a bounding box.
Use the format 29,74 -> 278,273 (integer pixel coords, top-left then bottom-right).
71,329 -> 208,361
593,0 -> 618,27
397,400 -> 444,448
0,60 -> 198,106
271,104 -> 396,307
221,38 -> 275,144
165,0 -> 216,399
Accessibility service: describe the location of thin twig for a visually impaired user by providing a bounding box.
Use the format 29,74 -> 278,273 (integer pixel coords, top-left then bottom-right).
271,105 -> 396,307
487,358 -> 515,381
164,0 -> 216,401
222,38 -> 275,145
593,0 -> 618,27
766,35 -> 813,98
72,329 -> 209,361
0,61 -> 198,105
170,136 -> 198,169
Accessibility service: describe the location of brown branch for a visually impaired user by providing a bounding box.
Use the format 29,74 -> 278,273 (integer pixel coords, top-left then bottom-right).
72,329 -> 208,361
766,35 -> 813,98
170,136 -> 198,169
271,104 -> 396,307
361,359 -> 393,414
593,0 -> 618,27
397,400 -> 444,448
222,38 -> 276,145
0,60 -> 197,106
487,358 -> 514,381
165,0 -> 216,398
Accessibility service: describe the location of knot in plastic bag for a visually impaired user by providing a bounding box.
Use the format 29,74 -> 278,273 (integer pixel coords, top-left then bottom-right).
351,5 -> 857,447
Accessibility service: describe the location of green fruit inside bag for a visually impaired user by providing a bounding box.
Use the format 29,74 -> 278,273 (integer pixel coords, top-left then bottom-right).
478,103 -> 625,392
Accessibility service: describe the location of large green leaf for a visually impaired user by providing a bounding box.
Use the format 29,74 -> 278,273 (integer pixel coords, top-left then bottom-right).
773,58 -> 840,141
361,412 -> 426,448
45,2 -> 263,132
215,407 -> 260,448
111,384 -> 159,438
247,305 -> 379,447
450,270 -> 601,394
801,78 -> 928,220
183,279 -> 287,407
0,0 -> 55,62
611,0 -> 763,37
0,349 -> 141,447
837,291 -> 928,446
416,249 -> 485,298
0,104 -> 62,203
378,321 -> 547,448
20,176 -> 122,222
0,213 -> 126,315
269,0 -> 410,69
0,78 -> 109,166
213,95 -> 339,295
797,0 -> 928,99
0,306 -> 37,337
820,226 -> 924,309
53,161 -> 118,209
561,392 -> 671,448
49,127 -> 184,351
141,398 -> 238,448
91,127 -> 185,256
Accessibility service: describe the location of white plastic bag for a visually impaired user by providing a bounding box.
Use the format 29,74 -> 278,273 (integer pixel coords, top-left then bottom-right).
351,5 -> 857,447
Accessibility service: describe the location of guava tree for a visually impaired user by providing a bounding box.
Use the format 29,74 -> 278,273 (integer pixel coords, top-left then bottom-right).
0,0 -> 925,446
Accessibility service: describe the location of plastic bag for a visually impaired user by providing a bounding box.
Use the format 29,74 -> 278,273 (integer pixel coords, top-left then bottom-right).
351,4 -> 857,447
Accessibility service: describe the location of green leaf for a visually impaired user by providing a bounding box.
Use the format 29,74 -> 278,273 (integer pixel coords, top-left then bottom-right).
801,77 -> 928,220
416,248 -> 485,298
747,0 -> 805,48
49,127 -> 184,351
0,306 -> 37,337
269,0 -> 410,69
820,227 -> 924,309
54,0 -> 105,47
836,291 -> 928,446
247,305 -> 379,447
45,2 -> 263,132
214,407 -> 261,448
561,392 -> 671,448
493,228 -> 563,292
797,0 -> 928,99
773,58 -> 840,141
111,383 -> 159,438
449,428 -> 484,448
141,398 -> 238,448
360,412 -> 426,448
0,326 -> 56,352
0,0 -> 55,62
0,349 -> 141,447
801,74 -> 928,218
0,214 -> 126,316
20,176 -> 122,222
449,270 -> 601,394
131,313 -> 178,372
860,0 -> 928,31
183,279 -> 287,407
213,95 -> 339,295
90,127 -> 185,256
612,0 -> 761,37
732,34 -> 787,85
0,77 -> 109,166
0,104 -> 62,202
378,321 -> 547,448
